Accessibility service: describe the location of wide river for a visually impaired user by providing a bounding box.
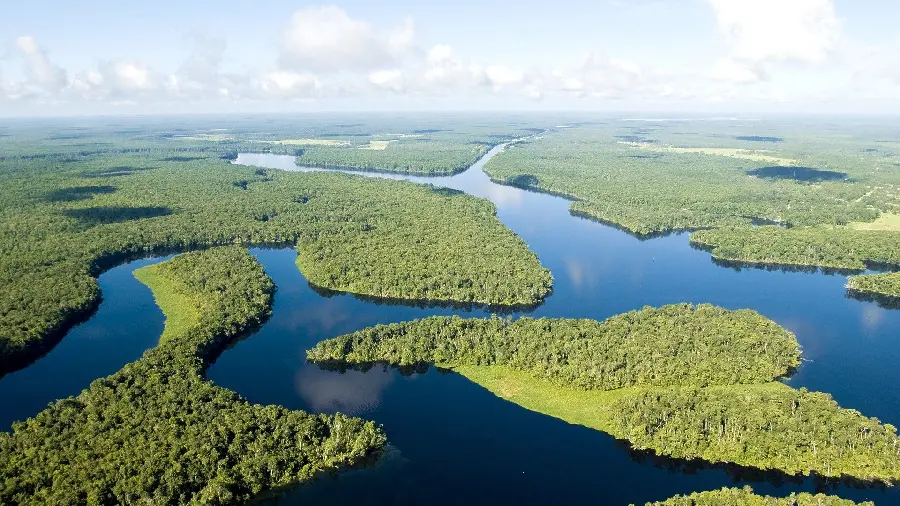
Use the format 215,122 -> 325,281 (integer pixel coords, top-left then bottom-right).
2,145 -> 899,505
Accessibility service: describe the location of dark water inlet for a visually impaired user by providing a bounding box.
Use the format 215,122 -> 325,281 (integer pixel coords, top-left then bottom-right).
1,144 -> 899,505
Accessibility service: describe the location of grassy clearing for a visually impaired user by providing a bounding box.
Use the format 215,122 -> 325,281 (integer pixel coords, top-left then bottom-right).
359,140 -> 392,150
452,366 -> 793,438
452,365 -> 629,433
133,264 -> 201,345
850,212 -> 900,232
268,139 -> 351,147
176,134 -> 235,142
621,143 -> 797,165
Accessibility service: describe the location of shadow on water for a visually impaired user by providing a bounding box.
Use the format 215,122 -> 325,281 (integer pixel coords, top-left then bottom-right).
0,301 -> 101,379
570,210 -> 708,242
622,444 -> 886,493
846,289 -> 900,311
687,241 -> 863,276
308,282 -> 544,315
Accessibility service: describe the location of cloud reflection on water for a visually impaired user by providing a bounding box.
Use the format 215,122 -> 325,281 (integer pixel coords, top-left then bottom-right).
295,365 -> 394,416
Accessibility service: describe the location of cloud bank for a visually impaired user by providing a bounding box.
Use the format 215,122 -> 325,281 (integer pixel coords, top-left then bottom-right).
2,1 -> 898,113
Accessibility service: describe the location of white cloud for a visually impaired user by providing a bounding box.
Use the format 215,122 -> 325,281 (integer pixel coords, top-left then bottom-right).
176,33 -> 226,90
280,6 -> 414,72
426,44 -> 455,66
710,58 -> 765,84
421,45 -> 488,91
259,70 -> 321,97
708,0 -> 840,64
485,65 -> 524,90
550,54 -> 645,99
368,69 -> 404,92
70,60 -> 160,100
13,35 -> 67,92
111,61 -> 154,91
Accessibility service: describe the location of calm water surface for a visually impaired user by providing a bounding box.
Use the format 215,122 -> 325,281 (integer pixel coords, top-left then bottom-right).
2,146 -> 899,505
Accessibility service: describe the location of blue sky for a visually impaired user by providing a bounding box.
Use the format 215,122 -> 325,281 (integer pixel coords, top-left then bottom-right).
2,0 -> 899,116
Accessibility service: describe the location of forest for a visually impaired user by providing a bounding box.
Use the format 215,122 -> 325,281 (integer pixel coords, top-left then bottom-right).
484,123 -> 900,282
614,384 -> 900,482
690,226 -> 900,271
846,272 -> 900,306
0,247 -> 386,505
295,137 -> 491,175
642,487 -> 871,506
308,307 -> 900,483
484,125 -> 897,236
307,304 -> 801,390
3,115 -> 900,504
0,122 -> 551,374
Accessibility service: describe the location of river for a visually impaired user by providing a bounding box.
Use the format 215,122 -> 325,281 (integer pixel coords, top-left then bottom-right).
2,144 -> 899,505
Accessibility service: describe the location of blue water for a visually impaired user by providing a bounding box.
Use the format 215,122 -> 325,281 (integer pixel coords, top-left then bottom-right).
2,146 -> 899,504
0,256 -> 168,426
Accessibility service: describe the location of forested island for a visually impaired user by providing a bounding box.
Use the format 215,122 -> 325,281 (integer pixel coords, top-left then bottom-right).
0,247 -> 386,505
846,272 -> 900,307
643,487 -> 872,506
308,305 -> 801,389
689,227 -> 900,271
0,130 -> 551,374
308,305 -> 900,483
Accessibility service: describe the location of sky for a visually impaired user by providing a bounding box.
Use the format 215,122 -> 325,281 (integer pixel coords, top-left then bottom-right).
1,0 -> 900,116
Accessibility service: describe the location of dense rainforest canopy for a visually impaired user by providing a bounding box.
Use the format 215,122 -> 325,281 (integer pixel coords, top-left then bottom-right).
614,384 -> 900,482
0,247 -> 386,505
295,137 -> 491,175
308,307 -> 900,483
484,126 -> 897,236
307,304 -> 800,390
3,115 -> 900,505
642,487 -> 872,506
846,272 -> 900,305
690,226 -> 900,271
483,123 -> 900,282
0,121 -> 551,374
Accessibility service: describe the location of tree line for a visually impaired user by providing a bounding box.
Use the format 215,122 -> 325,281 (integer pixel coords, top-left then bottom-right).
641,487 -> 871,506
690,226 -> 900,271
307,306 -> 900,483
483,125 -> 894,238
307,304 -> 801,390
296,139 -> 490,175
0,137 -> 551,374
0,247 -> 386,505
615,384 -> 900,483
847,272 -> 900,305
484,125 -> 900,289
